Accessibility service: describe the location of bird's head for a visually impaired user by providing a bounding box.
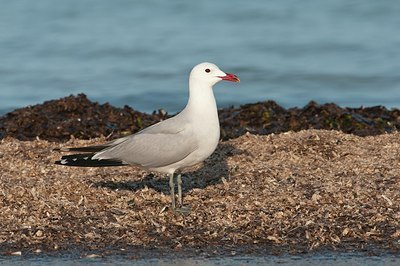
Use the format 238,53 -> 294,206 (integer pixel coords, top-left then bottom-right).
190,62 -> 240,87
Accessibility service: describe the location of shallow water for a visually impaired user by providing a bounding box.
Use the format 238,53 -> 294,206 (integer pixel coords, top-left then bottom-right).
1,0 -> 400,115
1,253 -> 399,266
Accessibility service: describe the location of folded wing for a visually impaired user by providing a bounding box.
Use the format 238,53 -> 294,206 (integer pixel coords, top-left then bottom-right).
93,128 -> 198,168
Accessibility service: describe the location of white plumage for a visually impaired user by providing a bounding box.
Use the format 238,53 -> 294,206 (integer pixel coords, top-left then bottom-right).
56,62 -> 240,212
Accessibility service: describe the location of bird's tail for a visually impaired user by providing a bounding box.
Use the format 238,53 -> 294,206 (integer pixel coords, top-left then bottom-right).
55,153 -> 127,167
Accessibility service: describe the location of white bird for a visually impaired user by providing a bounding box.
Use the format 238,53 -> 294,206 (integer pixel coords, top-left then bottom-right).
55,62 -> 240,213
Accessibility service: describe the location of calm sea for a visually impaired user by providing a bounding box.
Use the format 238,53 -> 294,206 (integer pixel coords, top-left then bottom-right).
1,0 -> 399,115
1,253 -> 399,266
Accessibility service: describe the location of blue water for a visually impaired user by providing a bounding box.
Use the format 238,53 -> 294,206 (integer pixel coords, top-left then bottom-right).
1,0 -> 400,115
1,253 -> 399,266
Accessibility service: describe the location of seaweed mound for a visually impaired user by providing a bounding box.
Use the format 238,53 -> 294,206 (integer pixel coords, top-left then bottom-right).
0,94 -> 399,142
0,94 -> 167,142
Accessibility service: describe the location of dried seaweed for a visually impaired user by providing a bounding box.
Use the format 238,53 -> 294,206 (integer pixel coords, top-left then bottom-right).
0,130 -> 399,255
0,95 -> 399,142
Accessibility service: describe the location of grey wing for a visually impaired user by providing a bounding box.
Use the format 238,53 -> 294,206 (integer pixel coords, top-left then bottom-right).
62,114 -> 186,153
139,113 -> 187,135
57,136 -> 130,153
92,129 -> 198,168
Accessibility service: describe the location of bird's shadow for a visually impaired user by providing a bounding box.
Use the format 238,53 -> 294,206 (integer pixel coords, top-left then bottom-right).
92,143 -> 245,195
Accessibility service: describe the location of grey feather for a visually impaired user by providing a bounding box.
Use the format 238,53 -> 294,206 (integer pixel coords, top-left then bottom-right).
93,125 -> 198,168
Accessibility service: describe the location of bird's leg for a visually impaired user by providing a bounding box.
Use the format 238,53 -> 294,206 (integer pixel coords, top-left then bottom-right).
177,174 -> 183,206
175,174 -> 191,215
169,173 -> 176,210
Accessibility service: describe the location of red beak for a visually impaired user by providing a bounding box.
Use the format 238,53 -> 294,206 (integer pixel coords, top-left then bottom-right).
219,73 -> 240,83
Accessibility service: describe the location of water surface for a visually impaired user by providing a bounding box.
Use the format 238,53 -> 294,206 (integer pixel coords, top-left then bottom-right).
1,253 -> 399,266
0,0 -> 399,114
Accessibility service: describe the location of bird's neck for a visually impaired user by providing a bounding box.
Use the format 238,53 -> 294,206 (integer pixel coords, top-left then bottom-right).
185,80 -> 218,116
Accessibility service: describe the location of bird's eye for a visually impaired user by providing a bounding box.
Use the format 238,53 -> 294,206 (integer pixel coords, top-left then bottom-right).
205,68 -> 210,73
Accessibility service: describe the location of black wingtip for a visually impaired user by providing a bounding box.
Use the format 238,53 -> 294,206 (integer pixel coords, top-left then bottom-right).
54,153 -> 127,167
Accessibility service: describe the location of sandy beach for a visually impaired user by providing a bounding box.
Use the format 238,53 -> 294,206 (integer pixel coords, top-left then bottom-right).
1,129 -> 399,256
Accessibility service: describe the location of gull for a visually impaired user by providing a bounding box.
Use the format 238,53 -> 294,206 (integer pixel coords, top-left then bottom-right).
55,62 -> 240,213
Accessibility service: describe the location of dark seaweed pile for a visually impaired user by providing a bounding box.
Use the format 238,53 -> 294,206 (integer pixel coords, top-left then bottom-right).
0,93 -> 399,142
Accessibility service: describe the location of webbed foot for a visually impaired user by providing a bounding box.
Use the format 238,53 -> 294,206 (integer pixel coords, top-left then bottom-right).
173,205 -> 191,215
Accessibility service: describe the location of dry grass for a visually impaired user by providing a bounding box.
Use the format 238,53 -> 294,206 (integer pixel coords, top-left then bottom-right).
0,130 -> 399,255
